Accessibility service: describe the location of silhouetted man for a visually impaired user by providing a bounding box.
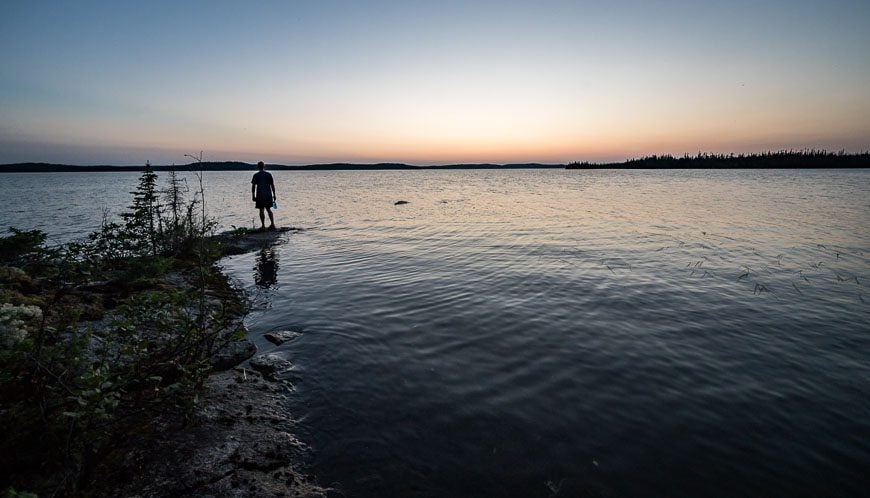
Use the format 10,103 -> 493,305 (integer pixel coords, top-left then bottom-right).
251,161 -> 276,231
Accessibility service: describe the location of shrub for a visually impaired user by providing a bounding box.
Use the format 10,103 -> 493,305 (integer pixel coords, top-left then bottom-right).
0,163 -> 240,495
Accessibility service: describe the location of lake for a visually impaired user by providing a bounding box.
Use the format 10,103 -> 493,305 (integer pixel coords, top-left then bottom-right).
2,169 -> 869,497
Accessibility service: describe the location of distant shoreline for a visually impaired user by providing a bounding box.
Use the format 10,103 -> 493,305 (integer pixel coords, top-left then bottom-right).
1,151 -> 868,172
566,151 -> 870,169
0,162 -> 562,173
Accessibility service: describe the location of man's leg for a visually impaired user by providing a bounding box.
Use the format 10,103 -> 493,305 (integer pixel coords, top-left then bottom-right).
258,207 -> 266,229
266,207 -> 275,229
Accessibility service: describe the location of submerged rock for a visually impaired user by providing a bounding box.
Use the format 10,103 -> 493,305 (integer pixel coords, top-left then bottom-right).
249,353 -> 294,379
264,330 -> 302,346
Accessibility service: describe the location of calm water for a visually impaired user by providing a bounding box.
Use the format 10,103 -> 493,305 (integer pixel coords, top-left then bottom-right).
2,169 -> 869,497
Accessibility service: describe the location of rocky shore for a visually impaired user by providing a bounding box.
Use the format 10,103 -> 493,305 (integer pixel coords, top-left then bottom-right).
90,367 -> 328,497
93,227 -> 330,497
1,226 -> 329,497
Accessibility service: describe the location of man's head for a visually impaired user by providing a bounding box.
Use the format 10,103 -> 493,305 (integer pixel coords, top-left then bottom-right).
257,161 -> 265,170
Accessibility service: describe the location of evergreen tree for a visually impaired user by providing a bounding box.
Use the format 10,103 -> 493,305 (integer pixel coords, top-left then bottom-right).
122,161 -> 162,256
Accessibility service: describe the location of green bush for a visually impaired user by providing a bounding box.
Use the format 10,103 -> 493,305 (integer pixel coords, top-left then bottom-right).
0,164 -> 241,495
0,228 -> 46,264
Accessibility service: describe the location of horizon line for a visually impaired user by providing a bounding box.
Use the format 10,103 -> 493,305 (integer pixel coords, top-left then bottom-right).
2,150 -> 869,172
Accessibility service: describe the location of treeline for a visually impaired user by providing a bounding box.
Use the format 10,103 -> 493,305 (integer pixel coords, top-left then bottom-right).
567,150 -> 870,169
5,151 -> 868,172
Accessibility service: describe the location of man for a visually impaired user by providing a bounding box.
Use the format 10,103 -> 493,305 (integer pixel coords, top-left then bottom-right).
251,161 -> 276,231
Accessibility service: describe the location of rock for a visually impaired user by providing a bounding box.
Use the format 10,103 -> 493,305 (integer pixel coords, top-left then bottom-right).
88,368 -> 327,497
264,330 -> 302,346
394,200 -> 409,205
212,339 -> 256,370
249,353 -> 293,379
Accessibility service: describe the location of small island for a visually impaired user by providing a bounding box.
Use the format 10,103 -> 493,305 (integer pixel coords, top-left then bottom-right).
565,150 -> 870,169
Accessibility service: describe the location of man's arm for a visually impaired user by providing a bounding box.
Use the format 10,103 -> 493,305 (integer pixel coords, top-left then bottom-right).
251,182 -> 256,201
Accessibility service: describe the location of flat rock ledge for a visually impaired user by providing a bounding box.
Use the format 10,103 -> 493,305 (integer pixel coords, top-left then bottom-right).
216,227 -> 304,256
94,368 -> 330,497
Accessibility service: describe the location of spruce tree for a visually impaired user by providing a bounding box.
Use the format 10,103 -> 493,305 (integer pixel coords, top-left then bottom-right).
122,161 -> 161,256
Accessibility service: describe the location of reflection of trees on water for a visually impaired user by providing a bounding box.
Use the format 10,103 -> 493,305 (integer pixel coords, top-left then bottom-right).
254,248 -> 278,288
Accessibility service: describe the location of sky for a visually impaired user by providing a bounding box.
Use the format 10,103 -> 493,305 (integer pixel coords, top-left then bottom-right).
1,0 -> 869,165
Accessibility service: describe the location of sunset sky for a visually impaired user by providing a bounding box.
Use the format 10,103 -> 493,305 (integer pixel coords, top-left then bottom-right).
1,0 -> 869,165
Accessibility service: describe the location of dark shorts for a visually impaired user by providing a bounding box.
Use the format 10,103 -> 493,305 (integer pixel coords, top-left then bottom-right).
255,199 -> 272,209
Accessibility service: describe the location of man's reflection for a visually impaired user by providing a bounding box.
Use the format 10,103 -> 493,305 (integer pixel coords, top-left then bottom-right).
254,248 -> 278,288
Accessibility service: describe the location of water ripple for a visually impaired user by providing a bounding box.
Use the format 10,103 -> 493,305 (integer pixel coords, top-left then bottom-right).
5,169 -> 869,497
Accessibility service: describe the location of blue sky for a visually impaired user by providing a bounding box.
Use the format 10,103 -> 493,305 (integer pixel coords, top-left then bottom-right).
1,0 -> 868,164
